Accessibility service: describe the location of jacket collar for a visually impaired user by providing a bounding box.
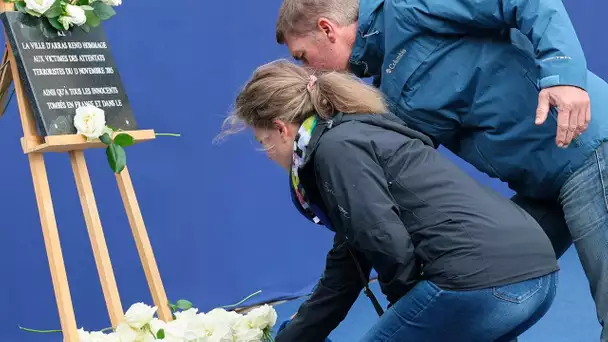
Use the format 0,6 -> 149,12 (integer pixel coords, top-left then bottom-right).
301,114 -> 340,166
349,0 -> 386,77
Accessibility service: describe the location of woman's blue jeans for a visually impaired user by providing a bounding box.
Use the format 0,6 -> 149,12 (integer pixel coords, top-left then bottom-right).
360,272 -> 558,342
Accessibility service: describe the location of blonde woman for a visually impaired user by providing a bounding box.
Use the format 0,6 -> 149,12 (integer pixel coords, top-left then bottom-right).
219,59 -> 558,342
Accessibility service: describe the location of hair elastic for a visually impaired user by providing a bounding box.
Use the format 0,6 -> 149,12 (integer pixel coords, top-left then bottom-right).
306,75 -> 317,92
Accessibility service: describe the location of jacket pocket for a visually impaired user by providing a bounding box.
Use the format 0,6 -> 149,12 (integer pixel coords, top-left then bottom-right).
471,138 -> 505,180
521,64 -> 581,147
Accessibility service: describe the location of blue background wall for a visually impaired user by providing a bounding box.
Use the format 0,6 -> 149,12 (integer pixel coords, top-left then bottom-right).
0,0 -> 605,341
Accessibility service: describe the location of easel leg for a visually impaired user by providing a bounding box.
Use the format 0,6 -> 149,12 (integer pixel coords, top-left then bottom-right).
70,150 -> 124,327
28,152 -> 80,342
115,166 -> 172,321
5,34 -> 79,341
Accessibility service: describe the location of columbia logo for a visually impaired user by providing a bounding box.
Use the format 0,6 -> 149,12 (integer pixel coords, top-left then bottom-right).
386,48 -> 406,74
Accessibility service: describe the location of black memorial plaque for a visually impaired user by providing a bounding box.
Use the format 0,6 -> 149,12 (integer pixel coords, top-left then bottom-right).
1,12 -> 137,136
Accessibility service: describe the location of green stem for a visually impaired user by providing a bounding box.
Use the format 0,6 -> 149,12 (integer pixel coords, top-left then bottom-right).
155,132 -> 181,137
18,326 -> 62,333
221,290 -> 262,308
19,325 -> 114,334
263,329 -> 275,342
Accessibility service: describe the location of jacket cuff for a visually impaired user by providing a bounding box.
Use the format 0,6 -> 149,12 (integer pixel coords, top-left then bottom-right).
539,60 -> 587,90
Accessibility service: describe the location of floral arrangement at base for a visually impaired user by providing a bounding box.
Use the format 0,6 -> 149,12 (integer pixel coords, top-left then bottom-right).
80,302 -> 277,342
3,0 -> 120,32
22,298 -> 278,342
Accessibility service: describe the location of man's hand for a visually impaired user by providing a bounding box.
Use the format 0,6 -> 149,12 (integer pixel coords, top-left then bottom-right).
535,86 -> 591,147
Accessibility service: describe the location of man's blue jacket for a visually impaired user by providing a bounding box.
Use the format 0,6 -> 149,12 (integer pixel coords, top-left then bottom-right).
349,0 -> 608,199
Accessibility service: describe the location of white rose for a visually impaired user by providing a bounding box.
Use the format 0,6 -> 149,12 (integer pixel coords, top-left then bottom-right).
24,0 -> 54,15
143,317 -> 187,342
162,318 -> 189,342
147,317 -> 166,336
89,331 -> 114,342
233,325 -> 263,342
197,309 -> 240,342
123,302 -> 158,330
115,322 -> 141,342
200,322 -> 234,342
78,328 -> 119,342
174,307 -> 198,324
58,4 -> 87,29
66,4 -> 87,25
243,305 -> 277,330
73,105 -> 106,139
204,308 -> 242,327
77,328 -> 92,342
174,308 -> 208,339
99,332 -> 121,342
99,0 -> 122,6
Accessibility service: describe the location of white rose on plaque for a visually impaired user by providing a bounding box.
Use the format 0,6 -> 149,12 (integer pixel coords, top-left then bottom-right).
24,0 -> 55,15
100,0 -> 122,6
58,4 -> 87,30
73,105 -> 107,140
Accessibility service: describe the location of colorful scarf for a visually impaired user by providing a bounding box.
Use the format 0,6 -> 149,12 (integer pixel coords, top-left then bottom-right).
290,115 -> 322,224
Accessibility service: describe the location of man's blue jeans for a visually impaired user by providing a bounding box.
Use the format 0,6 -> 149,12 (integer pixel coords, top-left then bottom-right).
558,141 -> 608,341
359,272 -> 557,342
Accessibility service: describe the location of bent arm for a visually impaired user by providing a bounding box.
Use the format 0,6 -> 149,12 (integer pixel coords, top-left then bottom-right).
399,0 -> 587,89
275,235 -> 369,342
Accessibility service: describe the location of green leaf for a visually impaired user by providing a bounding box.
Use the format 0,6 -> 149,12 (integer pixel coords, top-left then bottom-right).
47,17 -> 64,31
24,9 -> 39,16
99,133 -> 112,145
79,23 -> 91,33
156,329 -> 165,339
15,1 -> 26,13
85,10 -> 100,27
91,1 -> 115,20
25,8 -> 43,17
75,0 -> 89,5
43,0 -> 63,18
175,299 -> 193,311
102,126 -> 114,136
114,133 -> 134,147
106,144 -> 126,173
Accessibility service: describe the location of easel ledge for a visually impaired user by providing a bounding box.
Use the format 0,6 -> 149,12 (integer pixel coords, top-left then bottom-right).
21,129 -> 157,153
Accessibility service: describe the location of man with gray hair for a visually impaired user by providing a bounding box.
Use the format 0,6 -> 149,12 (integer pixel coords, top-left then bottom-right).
274,0 -> 608,341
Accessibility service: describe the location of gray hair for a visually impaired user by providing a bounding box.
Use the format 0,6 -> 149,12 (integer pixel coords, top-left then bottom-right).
276,0 -> 359,44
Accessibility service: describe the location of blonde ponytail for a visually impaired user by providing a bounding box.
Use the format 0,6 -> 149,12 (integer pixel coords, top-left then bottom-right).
309,71 -> 387,120
216,59 -> 388,141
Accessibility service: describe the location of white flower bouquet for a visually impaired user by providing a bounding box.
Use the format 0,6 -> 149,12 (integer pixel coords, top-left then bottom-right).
22,298 -> 278,342
3,0 -> 120,32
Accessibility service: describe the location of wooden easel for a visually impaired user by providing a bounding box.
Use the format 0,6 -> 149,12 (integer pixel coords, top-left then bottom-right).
0,4 -> 172,341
